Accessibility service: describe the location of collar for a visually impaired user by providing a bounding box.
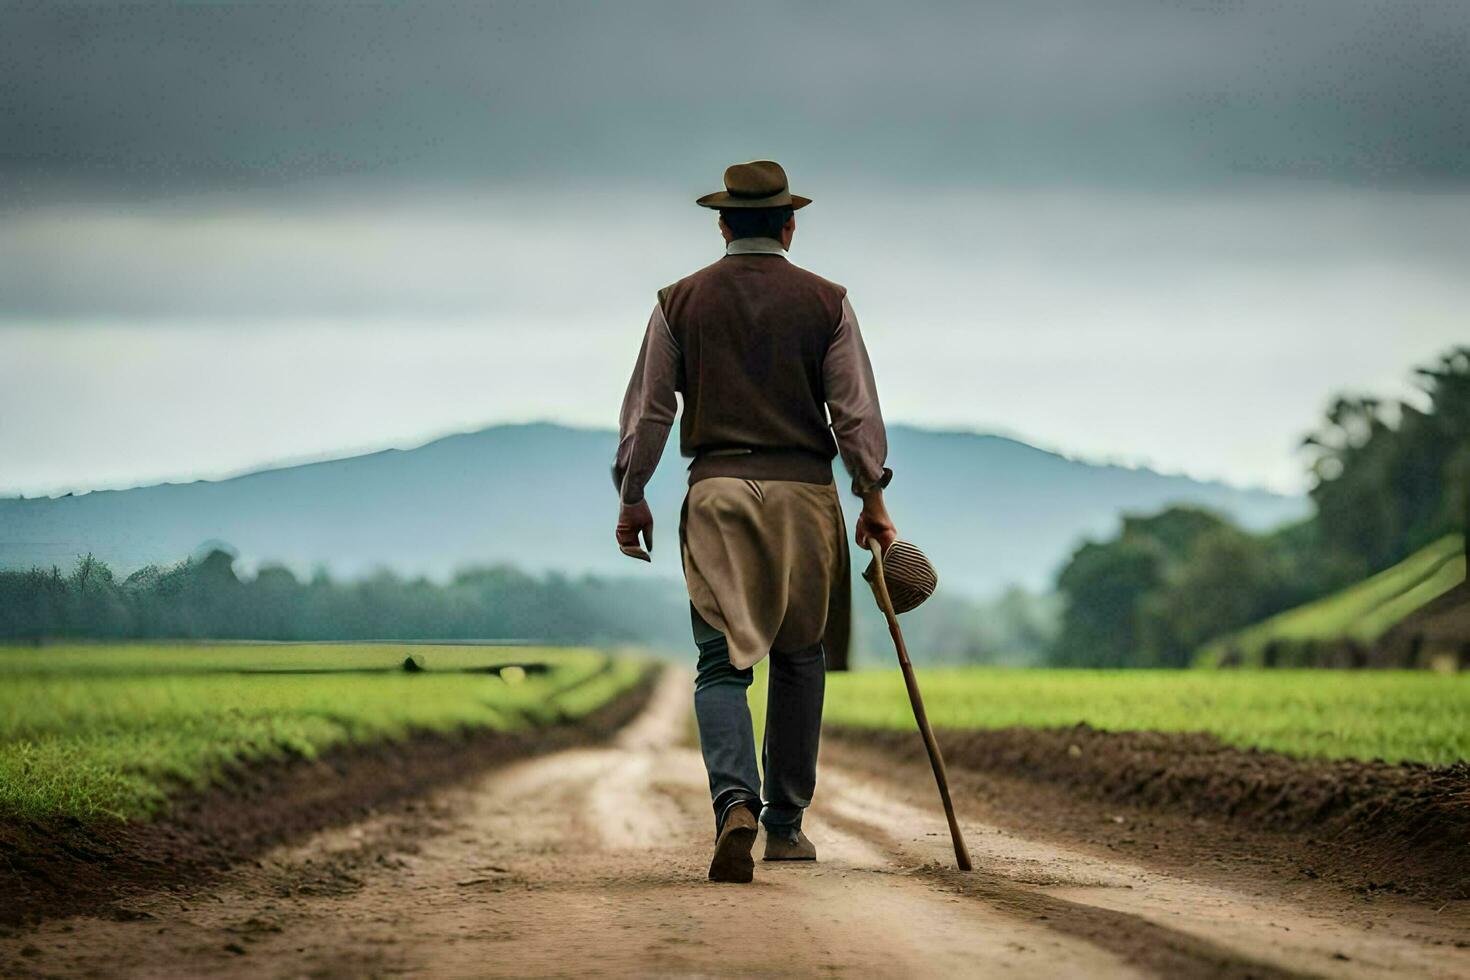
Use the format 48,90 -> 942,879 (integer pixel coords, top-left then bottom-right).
724,236 -> 788,257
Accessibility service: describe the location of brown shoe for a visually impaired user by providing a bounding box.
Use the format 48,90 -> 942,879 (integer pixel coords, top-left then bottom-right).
708,807 -> 758,883
763,828 -> 817,861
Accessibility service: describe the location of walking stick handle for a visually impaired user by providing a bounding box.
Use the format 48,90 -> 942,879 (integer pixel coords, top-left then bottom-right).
866,540 -> 973,872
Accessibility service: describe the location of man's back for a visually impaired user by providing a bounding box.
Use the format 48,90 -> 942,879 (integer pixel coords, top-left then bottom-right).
659,253 -> 846,465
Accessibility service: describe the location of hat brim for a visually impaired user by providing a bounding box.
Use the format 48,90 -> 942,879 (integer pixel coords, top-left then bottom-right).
696,191 -> 811,210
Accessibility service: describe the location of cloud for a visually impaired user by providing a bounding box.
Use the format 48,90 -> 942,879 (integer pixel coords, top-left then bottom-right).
2,184 -> 1466,495
1,180 -> 1466,319
3,0 -> 1468,197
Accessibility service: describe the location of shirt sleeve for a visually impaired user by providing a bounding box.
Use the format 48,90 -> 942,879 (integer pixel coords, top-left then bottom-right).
823,295 -> 893,496
611,301 -> 682,504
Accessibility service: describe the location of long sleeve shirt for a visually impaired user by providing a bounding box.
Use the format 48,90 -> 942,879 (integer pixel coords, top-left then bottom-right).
612,238 -> 892,504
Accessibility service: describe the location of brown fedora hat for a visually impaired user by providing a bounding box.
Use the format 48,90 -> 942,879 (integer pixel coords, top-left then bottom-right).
696,159 -> 812,210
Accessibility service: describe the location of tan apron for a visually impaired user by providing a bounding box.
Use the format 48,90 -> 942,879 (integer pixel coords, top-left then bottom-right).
679,476 -> 850,669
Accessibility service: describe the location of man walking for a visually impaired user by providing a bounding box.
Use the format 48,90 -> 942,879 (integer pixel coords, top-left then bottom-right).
612,160 -> 897,883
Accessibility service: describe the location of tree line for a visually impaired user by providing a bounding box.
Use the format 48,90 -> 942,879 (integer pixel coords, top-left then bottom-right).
1050,346 -> 1469,668
0,544 -> 1060,666
0,548 -> 691,649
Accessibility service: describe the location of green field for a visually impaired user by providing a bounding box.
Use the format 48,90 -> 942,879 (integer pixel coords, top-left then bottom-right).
0,644 -> 646,824
748,664 -> 1469,766
1200,534 -> 1466,665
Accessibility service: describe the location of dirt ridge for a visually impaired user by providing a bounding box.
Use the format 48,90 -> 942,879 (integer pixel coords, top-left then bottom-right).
0,667 -> 658,930
831,722 -> 1470,901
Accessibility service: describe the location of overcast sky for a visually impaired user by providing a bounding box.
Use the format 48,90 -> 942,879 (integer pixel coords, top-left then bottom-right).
2,1 -> 1467,497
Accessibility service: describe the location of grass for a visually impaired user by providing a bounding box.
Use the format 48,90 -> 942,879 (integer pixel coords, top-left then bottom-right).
745,663 -> 1469,766
0,643 -> 647,824
1200,535 -> 1465,664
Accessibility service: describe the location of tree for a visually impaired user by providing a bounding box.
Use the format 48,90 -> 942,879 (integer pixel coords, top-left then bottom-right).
1140,526 -> 1287,667
1052,533 -> 1167,667
1051,507 -> 1287,667
1303,346 -> 1470,575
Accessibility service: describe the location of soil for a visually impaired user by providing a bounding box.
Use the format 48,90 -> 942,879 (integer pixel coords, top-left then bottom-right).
828,722 -> 1470,902
0,668 -> 658,930
1,668 -> 1467,978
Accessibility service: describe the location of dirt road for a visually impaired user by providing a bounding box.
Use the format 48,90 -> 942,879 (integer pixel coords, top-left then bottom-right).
4,668 -> 1467,978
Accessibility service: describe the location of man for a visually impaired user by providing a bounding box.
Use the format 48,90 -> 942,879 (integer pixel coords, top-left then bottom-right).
612,160 -> 897,883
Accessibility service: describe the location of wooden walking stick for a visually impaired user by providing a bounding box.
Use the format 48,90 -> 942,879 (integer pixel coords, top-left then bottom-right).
866,539 -> 973,871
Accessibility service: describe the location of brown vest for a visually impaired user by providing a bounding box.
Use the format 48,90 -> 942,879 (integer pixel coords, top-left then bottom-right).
658,254 -> 847,485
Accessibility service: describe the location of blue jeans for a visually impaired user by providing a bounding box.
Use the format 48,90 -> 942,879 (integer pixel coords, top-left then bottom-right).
692,606 -> 826,837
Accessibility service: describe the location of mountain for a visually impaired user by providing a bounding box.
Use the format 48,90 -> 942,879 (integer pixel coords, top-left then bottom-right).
0,423 -> 1305,595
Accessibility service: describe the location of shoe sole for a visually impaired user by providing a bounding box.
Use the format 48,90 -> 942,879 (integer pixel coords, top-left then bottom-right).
708,822 -> 757,883
762,852 -> 817,862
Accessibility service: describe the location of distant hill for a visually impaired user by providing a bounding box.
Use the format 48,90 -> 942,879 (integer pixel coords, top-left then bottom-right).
1200,534 -> 1466,667
0,423 -> 1304,595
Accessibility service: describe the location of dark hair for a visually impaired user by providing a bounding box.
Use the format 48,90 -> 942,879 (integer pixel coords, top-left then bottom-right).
719,206 -> 793,241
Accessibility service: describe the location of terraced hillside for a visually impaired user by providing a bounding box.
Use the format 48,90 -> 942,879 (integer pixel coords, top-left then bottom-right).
1199,534 -> 1466,667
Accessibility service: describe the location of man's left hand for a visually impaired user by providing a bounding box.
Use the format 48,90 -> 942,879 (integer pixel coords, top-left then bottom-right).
615,499 -> 654,562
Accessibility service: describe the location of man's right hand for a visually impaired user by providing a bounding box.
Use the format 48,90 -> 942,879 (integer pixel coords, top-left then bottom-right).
615,499 -> 654,562
854,490 -> 898,554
